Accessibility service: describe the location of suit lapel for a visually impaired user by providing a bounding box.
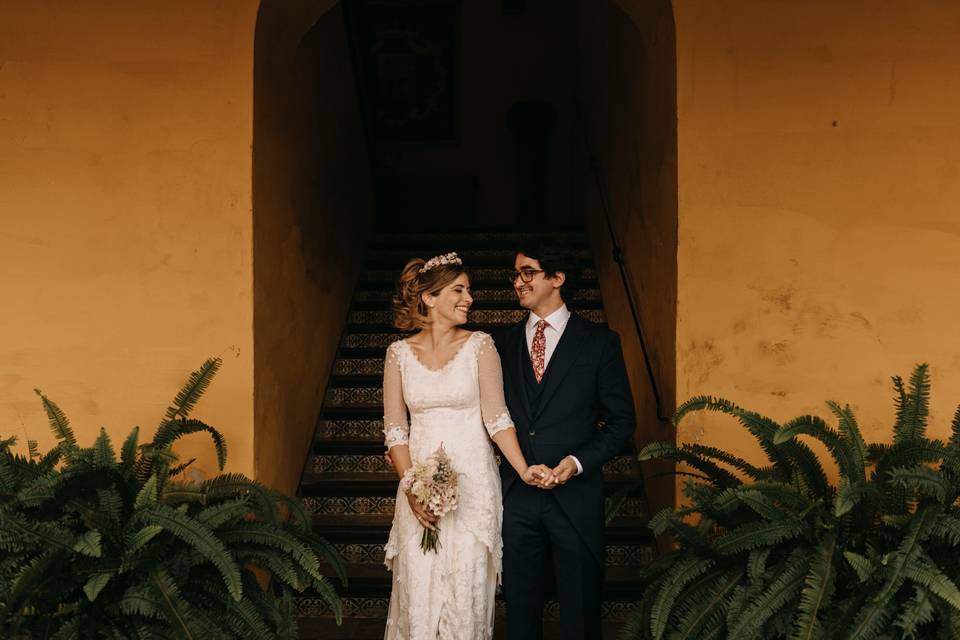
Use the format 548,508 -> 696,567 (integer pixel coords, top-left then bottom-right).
533,313 -> 587,421
503,320 -> 532,422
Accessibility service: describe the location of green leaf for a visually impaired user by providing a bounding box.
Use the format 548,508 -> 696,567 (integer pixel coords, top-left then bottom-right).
73,530 -> 102,557
844,551 -> 875,583
92,427 -> 116,468
160,357 -> 222,426
902,557 -> 960,610
34,389 -> 78,454
638,442 -> 741,489
135,474 -> 158,509
648,556 -> 713,640
889,464 -> 948,502
729,549 -> 810,639
894,586 -> 934,639
140,503 -> 243,601
83,571 -> 113,601
713,519 -> 805,555
119,425 -> 140,474
835,482 -> 872,517
791,532 -> 838,640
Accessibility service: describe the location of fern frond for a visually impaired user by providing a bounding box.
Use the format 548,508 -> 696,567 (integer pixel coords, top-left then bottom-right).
638,442 -> 740,489
776,414 -> 862,485
729,549 -> 809,639
147,567 -> 200,639
826,401 -> 868,470
736,488 -> 786,520
140,504 -> 242,601
666,569 -> 741,640
648,556 -> 713,640
92,427 -> 116,468
34,389 -> 77,455
713,518 -> 805,555
152,418 -> 226,472
218,523 -> 322,582
893,364 -> 931,444
835,481 -> 875,517
894,585 -> 934,639
159,358 -> 222,427
845,505 -> 938,639
200,474 -> 279,525
83,571 -> 113,602
791,532 -> 838,640
119,426 -> 140,475
889,464 -> 948,502
844,551 -> 876,583
682,444 -> 771,481
902,556 -> 960,610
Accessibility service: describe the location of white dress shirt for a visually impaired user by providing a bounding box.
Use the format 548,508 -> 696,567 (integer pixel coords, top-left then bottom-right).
525,304 -> 583,475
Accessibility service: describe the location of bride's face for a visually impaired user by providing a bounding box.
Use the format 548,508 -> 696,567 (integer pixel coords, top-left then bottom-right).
425,272 -> 472,326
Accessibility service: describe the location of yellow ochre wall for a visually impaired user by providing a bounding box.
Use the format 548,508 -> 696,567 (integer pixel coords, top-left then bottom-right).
0,2 -> 261,477
670,0 -> 960,478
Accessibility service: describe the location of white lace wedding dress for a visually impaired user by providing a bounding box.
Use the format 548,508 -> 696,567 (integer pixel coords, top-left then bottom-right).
382,331 -> 515,640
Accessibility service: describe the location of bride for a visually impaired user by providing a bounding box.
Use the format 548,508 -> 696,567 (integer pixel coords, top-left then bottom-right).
382,251 -> 552,639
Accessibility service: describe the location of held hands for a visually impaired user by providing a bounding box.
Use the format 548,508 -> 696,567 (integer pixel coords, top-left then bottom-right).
521,464 -> 558,489
550,456 -> 578,486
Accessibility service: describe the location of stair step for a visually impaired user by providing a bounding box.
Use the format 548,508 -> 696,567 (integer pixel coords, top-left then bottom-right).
338,324 -> 605,351
347,308 -> 606,325
360,266 -> 597,284
368,231 -> 589,249
364,247 -> 593,266
306,453 -> 640,476
353,287 -> 602,303
301,486 -> 649,530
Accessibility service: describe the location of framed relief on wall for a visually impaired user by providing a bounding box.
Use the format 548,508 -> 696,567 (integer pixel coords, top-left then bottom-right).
350,0 -> 461,145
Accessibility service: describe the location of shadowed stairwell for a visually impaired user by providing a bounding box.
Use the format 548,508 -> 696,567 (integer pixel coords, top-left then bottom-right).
294,230 -> 654,639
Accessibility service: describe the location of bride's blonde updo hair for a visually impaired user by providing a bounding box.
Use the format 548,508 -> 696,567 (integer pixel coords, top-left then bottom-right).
392,253 -> 467,331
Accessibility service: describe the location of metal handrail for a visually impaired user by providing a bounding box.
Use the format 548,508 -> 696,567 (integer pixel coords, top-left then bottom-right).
581,136 -> 672,423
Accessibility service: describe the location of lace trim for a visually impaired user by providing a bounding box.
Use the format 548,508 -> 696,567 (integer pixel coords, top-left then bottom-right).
383,424 -> 409,449
483,411 -> 515,439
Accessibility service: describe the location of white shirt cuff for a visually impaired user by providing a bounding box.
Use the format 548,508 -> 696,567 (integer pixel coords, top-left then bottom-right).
569,455 -> 583,476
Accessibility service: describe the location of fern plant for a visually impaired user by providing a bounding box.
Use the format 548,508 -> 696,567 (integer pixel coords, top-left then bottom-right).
0,357 -> 343,639
624,363 -> 960,640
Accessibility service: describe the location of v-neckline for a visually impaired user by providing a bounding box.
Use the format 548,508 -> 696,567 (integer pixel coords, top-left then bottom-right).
403,332 -> 475,373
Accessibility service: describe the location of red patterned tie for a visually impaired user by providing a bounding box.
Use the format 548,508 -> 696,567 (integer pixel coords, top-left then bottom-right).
531,319 -> 549,383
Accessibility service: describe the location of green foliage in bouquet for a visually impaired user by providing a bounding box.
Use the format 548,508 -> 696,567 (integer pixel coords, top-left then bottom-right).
625,363 -> 960,640
0,357 -> 344,639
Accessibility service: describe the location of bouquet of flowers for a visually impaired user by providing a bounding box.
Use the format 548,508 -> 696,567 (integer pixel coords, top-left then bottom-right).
399,444 -> 459,553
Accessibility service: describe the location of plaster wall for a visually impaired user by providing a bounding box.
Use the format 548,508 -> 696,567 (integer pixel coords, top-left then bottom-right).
578,0 -> 678,512
671,0 -> 960,477
0,1 -> 260,478
253,1 -> 375,494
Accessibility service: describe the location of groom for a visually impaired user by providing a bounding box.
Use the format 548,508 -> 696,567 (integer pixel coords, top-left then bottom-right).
494,239 -> 636,640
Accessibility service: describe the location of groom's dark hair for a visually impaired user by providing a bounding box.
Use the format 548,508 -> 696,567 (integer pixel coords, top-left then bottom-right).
515,237 -> 581,303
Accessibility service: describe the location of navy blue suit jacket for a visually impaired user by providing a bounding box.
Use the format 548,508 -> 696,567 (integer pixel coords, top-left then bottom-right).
493,312 -> 636,561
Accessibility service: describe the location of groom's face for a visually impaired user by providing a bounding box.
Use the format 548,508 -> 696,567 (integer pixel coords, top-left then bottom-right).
513,253 -> 563,312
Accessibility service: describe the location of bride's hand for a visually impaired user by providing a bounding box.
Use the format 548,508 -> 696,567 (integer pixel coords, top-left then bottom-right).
405,492 -> 438,530
522,464 -> 557,489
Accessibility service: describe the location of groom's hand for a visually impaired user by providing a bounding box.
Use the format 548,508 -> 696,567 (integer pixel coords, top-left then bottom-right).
551,456 -> 578,485
522,464 -> 557,489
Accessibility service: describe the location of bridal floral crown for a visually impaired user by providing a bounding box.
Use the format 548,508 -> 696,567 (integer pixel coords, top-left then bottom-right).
419,251 -> 462,274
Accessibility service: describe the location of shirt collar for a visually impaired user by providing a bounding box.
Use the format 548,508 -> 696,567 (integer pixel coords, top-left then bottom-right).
526,304 -> 571,333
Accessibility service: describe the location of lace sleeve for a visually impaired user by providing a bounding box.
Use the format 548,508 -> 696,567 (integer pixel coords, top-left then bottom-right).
383,342 -> 410,450
475,332 -> 515,439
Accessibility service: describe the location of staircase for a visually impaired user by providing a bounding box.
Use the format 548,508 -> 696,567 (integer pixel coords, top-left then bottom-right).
295,231 -> 654,639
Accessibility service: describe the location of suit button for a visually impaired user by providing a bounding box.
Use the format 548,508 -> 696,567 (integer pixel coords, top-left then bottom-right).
528,430 -> 536,436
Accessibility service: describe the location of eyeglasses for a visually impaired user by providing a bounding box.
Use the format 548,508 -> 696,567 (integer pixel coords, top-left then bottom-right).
509,268 -> 545,284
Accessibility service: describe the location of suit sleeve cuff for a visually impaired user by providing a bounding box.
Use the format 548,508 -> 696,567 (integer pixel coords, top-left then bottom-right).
569,455 -> 583,476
